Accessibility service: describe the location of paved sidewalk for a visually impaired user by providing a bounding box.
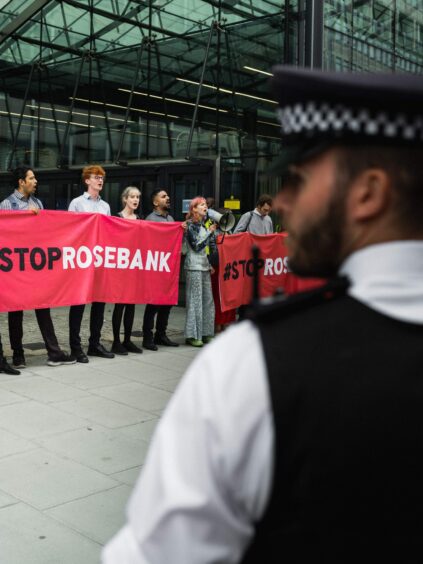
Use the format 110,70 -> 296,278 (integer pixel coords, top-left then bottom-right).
0,304 -> 199,564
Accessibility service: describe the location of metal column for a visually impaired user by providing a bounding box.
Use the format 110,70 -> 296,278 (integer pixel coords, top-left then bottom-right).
304,0 -> 324,69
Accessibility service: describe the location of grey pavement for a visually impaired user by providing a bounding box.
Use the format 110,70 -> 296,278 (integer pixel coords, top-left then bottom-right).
0,304 -> 200,564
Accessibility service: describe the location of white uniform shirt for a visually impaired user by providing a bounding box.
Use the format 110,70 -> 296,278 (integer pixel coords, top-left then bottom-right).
102,241 -> 423,564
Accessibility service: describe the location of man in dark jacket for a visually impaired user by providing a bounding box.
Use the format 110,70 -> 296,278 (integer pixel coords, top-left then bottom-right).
142,189 -> 179,350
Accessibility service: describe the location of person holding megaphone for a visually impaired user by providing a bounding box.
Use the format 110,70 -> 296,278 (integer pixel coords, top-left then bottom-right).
184,197 -> 217,347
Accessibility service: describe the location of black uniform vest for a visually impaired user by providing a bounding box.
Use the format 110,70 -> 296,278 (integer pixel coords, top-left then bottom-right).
242,283 -> 423,563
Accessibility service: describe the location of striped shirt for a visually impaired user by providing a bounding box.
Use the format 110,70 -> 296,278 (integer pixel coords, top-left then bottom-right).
68,192 -> 111,215
0,189 -> 43,211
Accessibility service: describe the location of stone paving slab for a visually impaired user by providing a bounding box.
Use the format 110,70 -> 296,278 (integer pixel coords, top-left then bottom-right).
0,489 -> 19,509
46,484 -> 133,545
94,381 -> 173,413
53,394 -> 156,428
0,503 -> 101,564
121,362 -> 182,385
0,448 -> 119,510
38,425 -> 150,474
34,363 -> 133,390
150,375 -> 183,393
0,400 -> 88,439
84,356 -> 146,376
140,349 -> 197,373
0,428 -> 36,459
118,419 -> 160,444
0,387 -> 29,406
110,466 -> 143,487
0,375 -> 90,403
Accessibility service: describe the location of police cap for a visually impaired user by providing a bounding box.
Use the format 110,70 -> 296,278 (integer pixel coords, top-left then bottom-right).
270,66 -> 423,172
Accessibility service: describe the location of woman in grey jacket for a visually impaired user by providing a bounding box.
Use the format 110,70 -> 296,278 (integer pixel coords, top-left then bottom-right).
184,197 -> 217,347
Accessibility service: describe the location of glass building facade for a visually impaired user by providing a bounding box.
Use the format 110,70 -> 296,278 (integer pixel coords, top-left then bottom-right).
324,1 -> 423,73
0,0 -> 422,218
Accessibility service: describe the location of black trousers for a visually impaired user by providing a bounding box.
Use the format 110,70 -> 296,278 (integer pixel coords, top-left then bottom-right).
142,304 -> 172,342
8,309 -> 62,358
112,304 -> 135,342
69,302 -> 105,351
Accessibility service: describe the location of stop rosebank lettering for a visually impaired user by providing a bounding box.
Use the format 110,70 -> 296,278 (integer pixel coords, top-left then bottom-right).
0,246 -> 171,272
223,256 -> 290,281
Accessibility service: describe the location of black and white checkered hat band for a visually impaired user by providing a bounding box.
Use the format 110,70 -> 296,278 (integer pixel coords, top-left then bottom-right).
276,102 -> 423,142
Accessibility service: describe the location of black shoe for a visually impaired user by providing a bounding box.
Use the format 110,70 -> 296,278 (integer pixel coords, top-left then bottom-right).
47,352 -> 77,367
12,352 -> 26,369
111,341 -> 128,355
123,341 -> 143,354
0,357 -> 20,375
154,334 -> 180,347
142,341 -> 158,351
87,344 -> 115,359
71,349 -> 89,364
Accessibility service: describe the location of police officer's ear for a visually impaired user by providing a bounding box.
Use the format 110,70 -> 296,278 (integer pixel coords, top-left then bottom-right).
347,168 -> 391,222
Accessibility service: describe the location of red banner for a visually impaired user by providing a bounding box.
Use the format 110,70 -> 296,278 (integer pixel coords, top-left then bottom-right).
218,232 -> 324,311
0,210 -> 183,312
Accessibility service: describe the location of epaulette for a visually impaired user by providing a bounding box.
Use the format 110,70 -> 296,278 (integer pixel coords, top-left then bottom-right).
245,276 -> 350,324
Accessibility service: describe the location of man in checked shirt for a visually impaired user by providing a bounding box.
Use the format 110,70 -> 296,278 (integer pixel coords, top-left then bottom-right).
0,166 -> 75,368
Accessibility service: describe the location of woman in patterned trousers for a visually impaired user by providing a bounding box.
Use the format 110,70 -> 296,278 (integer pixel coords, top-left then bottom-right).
184,197 -> 217,347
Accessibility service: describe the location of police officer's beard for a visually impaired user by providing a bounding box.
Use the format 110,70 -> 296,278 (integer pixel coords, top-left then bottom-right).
287,191 -> 347,278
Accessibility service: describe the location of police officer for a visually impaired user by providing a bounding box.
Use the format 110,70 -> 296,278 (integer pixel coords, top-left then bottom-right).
103,68 -> 423,563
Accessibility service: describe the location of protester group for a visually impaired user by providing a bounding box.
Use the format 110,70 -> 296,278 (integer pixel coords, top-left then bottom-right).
0,163 -> 274,375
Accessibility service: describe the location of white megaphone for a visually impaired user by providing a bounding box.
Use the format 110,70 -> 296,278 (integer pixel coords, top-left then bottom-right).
207,209 -> 236,232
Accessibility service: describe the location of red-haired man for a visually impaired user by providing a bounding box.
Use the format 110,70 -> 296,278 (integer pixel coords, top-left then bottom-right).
68,165 -> 114,362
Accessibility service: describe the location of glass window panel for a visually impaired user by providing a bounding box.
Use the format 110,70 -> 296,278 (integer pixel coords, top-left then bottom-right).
324,0 -> 423,72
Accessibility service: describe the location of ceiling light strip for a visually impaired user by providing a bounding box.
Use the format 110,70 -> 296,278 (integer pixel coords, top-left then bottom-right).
243,66 -> 273,76
118,88 -> 228,113
0,110 -> 94,128
26,104 -> 134,123
70,97 -> 180,119
175,77 -> 277,105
